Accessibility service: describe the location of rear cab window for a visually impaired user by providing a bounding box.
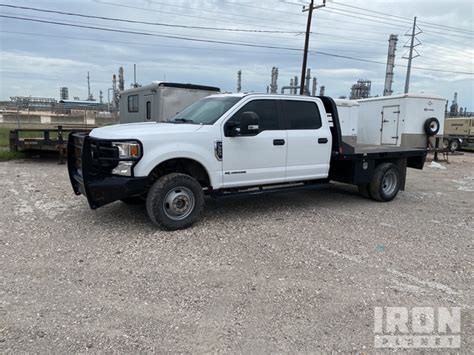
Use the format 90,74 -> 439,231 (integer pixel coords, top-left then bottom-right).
282,100 -> 322,130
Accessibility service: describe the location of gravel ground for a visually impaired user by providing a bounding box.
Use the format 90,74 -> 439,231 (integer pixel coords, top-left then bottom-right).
0,153 -> 473,353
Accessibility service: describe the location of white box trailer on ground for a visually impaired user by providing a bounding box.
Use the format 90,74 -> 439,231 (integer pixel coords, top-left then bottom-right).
356,93 -> 446,148
119,82 -> 220,124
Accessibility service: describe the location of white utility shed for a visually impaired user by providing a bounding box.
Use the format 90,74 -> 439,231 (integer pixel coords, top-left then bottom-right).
356,93 -> 446,148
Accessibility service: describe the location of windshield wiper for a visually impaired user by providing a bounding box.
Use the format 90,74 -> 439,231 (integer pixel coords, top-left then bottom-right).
170,118 -> 195,124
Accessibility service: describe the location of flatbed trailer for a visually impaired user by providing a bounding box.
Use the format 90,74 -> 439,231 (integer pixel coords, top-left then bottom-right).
10,125 -> 92,162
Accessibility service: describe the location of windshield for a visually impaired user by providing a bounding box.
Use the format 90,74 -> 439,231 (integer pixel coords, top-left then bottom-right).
170,96 -> 242,125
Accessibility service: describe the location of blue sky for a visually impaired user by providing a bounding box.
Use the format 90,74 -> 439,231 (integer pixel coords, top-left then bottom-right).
0,0 -> 473,109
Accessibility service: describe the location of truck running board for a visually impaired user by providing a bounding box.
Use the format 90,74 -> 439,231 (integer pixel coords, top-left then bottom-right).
210,181 -> 331,200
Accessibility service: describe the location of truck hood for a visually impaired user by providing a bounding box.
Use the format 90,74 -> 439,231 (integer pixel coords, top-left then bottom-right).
89,122 -> 203,139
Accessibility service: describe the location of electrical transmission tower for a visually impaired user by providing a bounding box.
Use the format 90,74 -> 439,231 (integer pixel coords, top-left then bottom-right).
403,16 -> 422,94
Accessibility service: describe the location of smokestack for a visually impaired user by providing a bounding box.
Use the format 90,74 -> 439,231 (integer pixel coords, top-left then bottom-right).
118,67 -> 125,92
294,76 -> 298,95
383,34 -> 398,96
237,70 -> 242,93
270,67 -> 279,94
319,85 -> 325,96
305,68 -> 311,95
87,71 -> 92,101
312,77 -> 317,96
112,74 -> 117,109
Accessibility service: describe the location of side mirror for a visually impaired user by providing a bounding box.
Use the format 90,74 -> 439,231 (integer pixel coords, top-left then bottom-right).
226,121 -> 240,137
239,111 -> 260,135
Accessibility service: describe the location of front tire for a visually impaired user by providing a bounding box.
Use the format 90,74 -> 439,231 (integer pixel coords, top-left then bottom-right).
146,173 -> 204,230
369,163 -> 401,202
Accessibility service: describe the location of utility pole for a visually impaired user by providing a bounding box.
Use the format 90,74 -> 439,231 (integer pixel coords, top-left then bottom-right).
300,0 -> 325,95
403,16 -> 422,94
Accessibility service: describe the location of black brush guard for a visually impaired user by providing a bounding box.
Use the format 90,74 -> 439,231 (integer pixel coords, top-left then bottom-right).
67,133 -> 148,209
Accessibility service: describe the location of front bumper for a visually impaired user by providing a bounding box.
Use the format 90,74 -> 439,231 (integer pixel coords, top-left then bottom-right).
67,133 -> 148,209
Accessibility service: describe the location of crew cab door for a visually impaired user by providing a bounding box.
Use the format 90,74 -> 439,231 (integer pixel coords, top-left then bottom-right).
282,99 -> 332,181
222,99 -> 287,188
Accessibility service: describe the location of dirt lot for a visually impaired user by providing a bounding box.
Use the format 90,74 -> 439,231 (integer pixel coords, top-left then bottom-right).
0,153 -> 473,353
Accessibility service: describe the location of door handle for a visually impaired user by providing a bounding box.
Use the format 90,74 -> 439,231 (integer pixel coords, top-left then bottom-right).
273,139 -> 285,146
318,138 -> 328,144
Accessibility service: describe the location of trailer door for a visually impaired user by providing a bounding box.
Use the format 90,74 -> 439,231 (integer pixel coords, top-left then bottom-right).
381,105 -> 400,145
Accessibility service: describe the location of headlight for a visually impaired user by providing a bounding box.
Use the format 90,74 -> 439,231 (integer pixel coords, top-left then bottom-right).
111,142 -> 141,176
112,142 -> 141,159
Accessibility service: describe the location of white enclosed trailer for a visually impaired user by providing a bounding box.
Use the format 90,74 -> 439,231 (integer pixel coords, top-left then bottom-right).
356,94 -> 446,148
119,82 -> 220,123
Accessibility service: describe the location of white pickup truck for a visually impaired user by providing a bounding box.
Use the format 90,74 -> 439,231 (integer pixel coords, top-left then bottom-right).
68,94 -> 427,230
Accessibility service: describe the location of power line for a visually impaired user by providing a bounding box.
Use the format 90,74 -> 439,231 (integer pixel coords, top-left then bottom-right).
0,4 -> 395,47
95,1 -> 301,33
147,0 -> 306,27
331,1 -> 474,35
98,0 -> 406,37
220,0 -> 306,17
0,30 -> 304,56
0,29 -> 387,56
97,0 -> 406,38
220,0 -> 410,34
0,10 -> 308,45
99,0 -> 306,30
0,3 -> 303,34
321,8 -> 409,29
1,15 -> 472,76
323,6 -> 474,40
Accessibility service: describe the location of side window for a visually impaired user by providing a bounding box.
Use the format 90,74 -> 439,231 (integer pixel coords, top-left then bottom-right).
228,100 -> 279,133
282,100 -> 322,130
128,95 -> 139,113
146,101 -> 151,120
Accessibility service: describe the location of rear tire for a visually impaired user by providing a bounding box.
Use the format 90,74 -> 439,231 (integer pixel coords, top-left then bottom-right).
369,163 -> 401,202
146,173 -> 204,230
